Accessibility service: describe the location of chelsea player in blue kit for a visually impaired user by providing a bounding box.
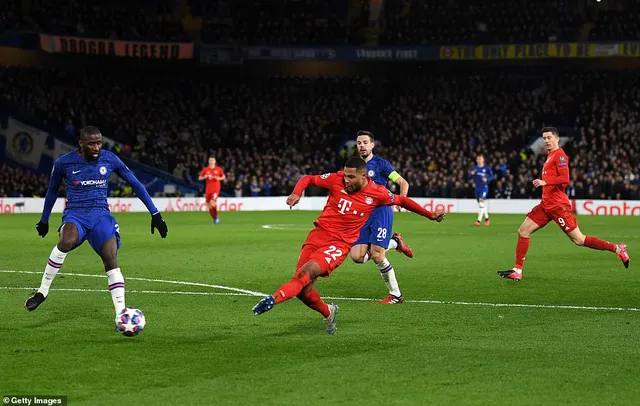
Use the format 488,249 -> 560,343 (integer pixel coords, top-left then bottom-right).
469,154 -> 494,226
25,126 -> 168,326
350,131 -> 413,304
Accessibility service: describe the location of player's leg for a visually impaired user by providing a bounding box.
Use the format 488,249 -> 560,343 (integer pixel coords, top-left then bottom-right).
211,192 -> 220,224
253,231 -> 347,317
297,278 -> 330,317
99,237 -> 126,316
252,259 -> 324,316
558,212 -> 630,268
25,221 -> 84,311
475,196 -> 483,226
351,215 -> 374,263
369,207 -> 403,303
481,192 -> 490,226
89,215 -> 125,316
388,232 -> 413,258
497,206 -> 547,281
206,193 -> 217,223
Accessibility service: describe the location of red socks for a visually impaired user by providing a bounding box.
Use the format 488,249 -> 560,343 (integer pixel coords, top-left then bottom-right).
297,288 -> 330,317
209,206 -> 217,220
514,236 -> 530,270
273,270 -> 311,304
584,236 -> 617,252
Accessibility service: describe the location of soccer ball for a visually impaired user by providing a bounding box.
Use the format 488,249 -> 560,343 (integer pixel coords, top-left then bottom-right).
115,307 -> 146,337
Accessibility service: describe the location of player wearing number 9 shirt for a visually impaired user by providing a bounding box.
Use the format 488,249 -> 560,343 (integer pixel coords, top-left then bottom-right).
497,127 -> 630,282
252,157 -> 446,334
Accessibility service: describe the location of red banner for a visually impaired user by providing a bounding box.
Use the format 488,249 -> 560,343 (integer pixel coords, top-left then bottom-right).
39,35 -> 194,60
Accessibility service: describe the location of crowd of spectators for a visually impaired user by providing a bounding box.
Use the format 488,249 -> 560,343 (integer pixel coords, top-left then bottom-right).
199,0 -> 357,45
380,0 -> 581,45
2,0 -> 187,41
0,163 -> 50,198
2,66 -> 639,200
2,0 -> 639,46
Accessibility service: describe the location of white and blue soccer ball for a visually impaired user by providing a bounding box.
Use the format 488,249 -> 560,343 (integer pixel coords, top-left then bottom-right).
116,307 -> 146,337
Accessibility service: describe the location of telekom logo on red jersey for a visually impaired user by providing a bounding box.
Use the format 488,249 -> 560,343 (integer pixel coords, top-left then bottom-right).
337,198 -> 353,214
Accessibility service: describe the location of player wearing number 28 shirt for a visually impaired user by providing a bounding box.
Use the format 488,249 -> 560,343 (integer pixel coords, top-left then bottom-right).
497,127 -> 630,282
252,157 -> 446,334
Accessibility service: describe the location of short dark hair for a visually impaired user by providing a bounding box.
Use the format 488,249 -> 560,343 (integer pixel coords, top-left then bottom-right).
540,127 -> 559,136
80,126 -> 101,139
344,156 -> 367,172
356,130 -> 374,142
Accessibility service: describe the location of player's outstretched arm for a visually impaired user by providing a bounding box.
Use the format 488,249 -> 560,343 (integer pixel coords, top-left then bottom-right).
114,159 -> 167,238
393,195 -> 446,222
287,173 -> 335,209
37,162 -> 64,237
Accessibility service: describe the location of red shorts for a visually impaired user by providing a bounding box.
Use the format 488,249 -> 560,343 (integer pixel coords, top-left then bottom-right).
527,203 -> 578,233
205,192 -> 219,203
296,227 -> 351,277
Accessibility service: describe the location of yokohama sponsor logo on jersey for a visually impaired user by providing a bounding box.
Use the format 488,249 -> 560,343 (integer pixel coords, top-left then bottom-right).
73,179 -> 107,186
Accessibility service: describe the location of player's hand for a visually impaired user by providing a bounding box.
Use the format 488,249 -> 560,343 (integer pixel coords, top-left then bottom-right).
286,194 -> 301,209
482,177 -> 487,183
151,213 -> 168,238
428,211 -> 446,222
532,179 -> 546,188
35,221 -> 49,237
470,171 -> 476,176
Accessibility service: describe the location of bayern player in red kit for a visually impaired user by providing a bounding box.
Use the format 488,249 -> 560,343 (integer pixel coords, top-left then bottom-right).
498,127 -> 630,281
252,157 -> 446,334
198,157 -> 225,224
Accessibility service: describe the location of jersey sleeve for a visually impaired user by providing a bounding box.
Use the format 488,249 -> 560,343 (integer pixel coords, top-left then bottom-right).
546,153 -> 570,185
40,159 -> 65,223
486,167 -> 495,182
292,172 -> 340,195
199,168 -> 207,178
112,154 -> 159,214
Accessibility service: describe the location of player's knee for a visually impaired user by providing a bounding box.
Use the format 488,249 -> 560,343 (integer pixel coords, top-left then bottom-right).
517,227 -> 530,238
350,252 -> 365,263
371,250 -> 386,264
57,238 -> 75,252
571,234 -> 585,246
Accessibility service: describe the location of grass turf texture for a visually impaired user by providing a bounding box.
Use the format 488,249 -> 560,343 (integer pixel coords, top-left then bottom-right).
1,211 -> 639,405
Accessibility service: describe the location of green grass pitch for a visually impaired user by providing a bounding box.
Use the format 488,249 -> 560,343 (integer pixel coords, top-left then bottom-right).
1,211 -> 639,405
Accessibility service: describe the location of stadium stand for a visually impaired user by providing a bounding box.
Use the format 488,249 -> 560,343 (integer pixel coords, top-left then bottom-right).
1,66 -> 638,199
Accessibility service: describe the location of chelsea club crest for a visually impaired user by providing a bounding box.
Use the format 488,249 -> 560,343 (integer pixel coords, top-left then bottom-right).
99,166 -> 107,175
367,170 -> 374,177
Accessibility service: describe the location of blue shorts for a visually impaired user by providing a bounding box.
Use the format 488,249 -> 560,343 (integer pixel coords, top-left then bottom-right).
59,209 -> 121,254
353,205 -> 393,248
475,189 -> 488,200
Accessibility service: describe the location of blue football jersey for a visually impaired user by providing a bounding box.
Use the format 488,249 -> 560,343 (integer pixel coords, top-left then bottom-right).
470,165 -> 494,190
41,149 -> 158,222
49,150 -> 129,210
365,155 -> 395,189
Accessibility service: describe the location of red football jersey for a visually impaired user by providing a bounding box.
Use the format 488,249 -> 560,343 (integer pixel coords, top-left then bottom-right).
200,166 -> 225,194
541,148 -> 570,209
302,172 -> 395,244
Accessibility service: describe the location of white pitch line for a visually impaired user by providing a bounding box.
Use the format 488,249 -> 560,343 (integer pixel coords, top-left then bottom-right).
0,270 -> 268,297
3,270 -> 640,312
0,286 -> 250,296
